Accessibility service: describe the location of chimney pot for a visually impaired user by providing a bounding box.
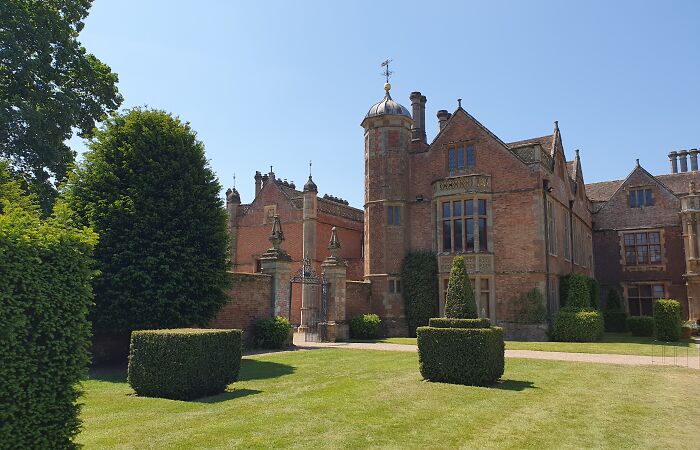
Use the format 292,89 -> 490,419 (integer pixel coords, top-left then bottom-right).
669,151 -> 679,173
410,91 -> 427,143
690,149 -> 699,172
437,110 -> 450,130
679,150 -> 689,173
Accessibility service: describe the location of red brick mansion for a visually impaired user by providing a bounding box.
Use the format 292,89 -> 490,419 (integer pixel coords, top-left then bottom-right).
224,82 -> 698,337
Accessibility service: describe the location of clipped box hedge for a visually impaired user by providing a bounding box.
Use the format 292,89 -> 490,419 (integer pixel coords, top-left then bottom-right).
654,299 -> 682,342
350,313 -> 381,339
417,325 -> 504,386
603,310 -> 628,332
627,316 -> 654,337
255,316 -> 292,349
428,318 -> 491,329
128,328 -> 242,400
553,307 -> 604,342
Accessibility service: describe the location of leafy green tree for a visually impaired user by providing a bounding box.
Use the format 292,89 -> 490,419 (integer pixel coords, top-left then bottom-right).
401,251 -> 439,336
63,108 -> 228,336
0,0 -> 122,212
444,256 -> 478,319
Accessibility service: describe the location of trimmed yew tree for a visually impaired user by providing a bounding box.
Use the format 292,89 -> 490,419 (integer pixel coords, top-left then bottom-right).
554,274 -> 603,342
401,251 -> 439,336
64,109 -> 229,342
444,256 -> 478,319
417,256 -> 504,386
604,287 -> 627,332
0,162 -> 96,448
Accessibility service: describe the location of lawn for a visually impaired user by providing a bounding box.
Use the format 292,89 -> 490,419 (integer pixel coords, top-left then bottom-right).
354,333 -> 698,357
79,349 -> 700,449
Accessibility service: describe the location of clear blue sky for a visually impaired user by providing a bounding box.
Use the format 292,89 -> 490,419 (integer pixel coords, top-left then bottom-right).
72,0 -> 700,208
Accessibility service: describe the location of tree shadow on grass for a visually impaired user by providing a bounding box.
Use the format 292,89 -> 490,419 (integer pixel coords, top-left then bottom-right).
492,379 -> 537,391
238,359 -> 296,381
193,388 -> 262,403
89,363 -> 127,383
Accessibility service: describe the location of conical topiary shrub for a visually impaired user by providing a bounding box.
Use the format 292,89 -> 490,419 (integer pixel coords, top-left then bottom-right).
444,256 -> 478,319
603,287 -> 627,332
417,256 -> 504,386
566,274 -> 591,308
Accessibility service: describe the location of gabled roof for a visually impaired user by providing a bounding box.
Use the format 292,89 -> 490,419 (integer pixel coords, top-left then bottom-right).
588,164 -> 682,216
586,180 -> 623,202
508,134 -> 554,154
429,107 -> 511,151
586,170 -> 700,203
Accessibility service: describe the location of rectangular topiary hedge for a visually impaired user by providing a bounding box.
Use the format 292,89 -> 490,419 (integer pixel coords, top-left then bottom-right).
654,299 -> 682,342
128,328 -> 242,400
627,316 -> 654,337
603,310 -> 628,332
417,326 -> 504,386
553,307 -> 603,342
428,318 -> 491,329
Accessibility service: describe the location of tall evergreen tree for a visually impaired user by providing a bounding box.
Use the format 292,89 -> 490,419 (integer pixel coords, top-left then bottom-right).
63,108 -> 228,336
1,0 -> 122,211
444,256 -> 478,319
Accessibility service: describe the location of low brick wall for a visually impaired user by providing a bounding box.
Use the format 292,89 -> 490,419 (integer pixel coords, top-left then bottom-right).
346,280 -> 372,318
499,321 -> 549,341
209,272 -> 272,343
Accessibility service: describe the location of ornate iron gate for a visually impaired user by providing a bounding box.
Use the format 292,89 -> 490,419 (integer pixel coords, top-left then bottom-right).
290,258 -> 329,342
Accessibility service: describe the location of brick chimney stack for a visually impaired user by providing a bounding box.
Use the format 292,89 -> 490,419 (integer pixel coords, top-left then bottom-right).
691,149 -> 699,172
410,91 -> 427,143
669,152 -> 679,173
679,150 -> 689,172
254,171 -> 263,197
437,110 -> 451,130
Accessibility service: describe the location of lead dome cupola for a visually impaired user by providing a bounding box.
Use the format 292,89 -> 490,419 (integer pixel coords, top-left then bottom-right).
364,83 -> 411,119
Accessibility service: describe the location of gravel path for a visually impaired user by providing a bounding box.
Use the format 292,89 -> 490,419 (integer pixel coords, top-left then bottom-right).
291,337 -> 700,369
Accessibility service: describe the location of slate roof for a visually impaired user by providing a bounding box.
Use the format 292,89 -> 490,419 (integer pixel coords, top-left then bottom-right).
585,171 -> 700,202
507,134 -> 554,152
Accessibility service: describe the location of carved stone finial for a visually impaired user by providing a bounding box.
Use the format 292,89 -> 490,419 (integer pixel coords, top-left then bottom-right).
328,226 -> 341,258
226,187 -> 240,204
636,158 -> 640,167
269,215 -> 284,250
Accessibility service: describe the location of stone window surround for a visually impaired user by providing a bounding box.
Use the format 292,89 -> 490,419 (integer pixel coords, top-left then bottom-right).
436,194 -> 493,255
439,274 -> 496,322
443,139 -> 478,176
388,277 -> 401,295
618,227 -> 666,271
547,197 -> 557,256
563,211 -> 572,262
625,184 -> 654,209
386,203 -> 402,227
621,282 -> 668,316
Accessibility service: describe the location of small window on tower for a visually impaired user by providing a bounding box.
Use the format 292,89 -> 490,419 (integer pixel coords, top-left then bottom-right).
388,205 -> 401,226
389,278 -> 402,294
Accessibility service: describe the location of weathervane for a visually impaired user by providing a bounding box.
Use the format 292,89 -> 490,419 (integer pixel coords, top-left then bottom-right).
380,58 -> 393,83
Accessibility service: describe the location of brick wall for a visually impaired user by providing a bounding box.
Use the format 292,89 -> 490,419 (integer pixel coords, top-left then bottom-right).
346,280 -> 372,318
593,166 -> 689,316
209,272 -> 272,342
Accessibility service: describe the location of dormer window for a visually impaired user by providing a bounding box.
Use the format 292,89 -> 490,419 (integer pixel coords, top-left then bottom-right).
629,188 -> 653,208
448,145 -> 475,172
